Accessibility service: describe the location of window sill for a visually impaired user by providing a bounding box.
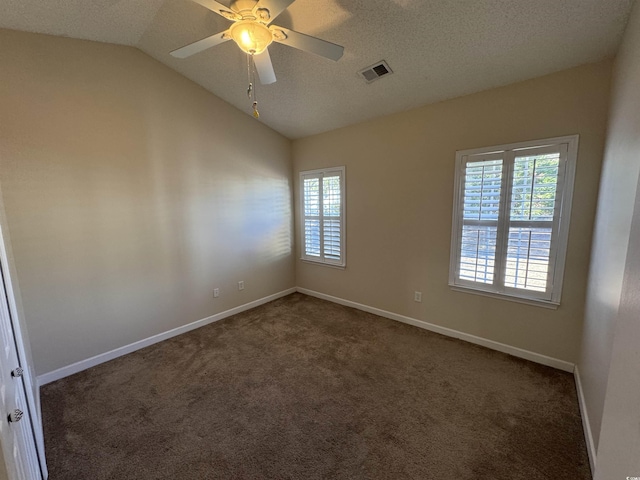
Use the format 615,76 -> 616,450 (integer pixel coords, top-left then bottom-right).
301,259 -> 346,270
449,285 -> 559,309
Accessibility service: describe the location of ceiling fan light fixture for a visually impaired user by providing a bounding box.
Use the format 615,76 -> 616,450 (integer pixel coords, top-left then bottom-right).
230,20 -> 273,55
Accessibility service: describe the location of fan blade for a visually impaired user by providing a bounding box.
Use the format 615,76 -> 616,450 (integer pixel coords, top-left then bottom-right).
253,0 -> 295,23
191,0 -> 240,20
253,50 -> 277,85
271,27 -> 344,61
170,30 -> 231,59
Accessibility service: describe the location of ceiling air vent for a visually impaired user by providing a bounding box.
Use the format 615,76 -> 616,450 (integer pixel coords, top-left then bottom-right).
358,61 -> 393,84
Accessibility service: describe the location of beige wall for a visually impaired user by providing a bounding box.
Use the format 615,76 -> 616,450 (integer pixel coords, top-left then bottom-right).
581,1 -> 640,475
580,0 -> 640,447
293,61 -> 611,363
595,173 -> 640,478
0,29 -> 294,376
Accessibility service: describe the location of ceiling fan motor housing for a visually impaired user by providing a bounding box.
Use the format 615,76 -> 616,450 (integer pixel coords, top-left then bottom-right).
230,0 -> 263,18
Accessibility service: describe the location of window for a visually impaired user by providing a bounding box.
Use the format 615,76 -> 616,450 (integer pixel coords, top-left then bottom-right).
300,167 -> 345,267
449,135 -> 578,307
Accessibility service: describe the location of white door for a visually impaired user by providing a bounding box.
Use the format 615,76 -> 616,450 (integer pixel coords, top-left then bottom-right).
0,260 -> 43,480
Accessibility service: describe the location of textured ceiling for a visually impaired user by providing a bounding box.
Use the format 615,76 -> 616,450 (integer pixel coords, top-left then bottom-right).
0,0 -> 634,139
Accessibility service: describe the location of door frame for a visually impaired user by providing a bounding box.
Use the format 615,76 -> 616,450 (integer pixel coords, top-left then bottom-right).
0,187 -> 47,479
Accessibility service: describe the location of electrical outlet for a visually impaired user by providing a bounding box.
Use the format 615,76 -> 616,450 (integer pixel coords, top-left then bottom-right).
238,281 -> 245,291
213,288 -> 219,298
414,291 -> 422,302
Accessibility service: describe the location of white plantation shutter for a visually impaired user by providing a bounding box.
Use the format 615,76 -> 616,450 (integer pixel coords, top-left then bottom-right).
301,167 -> 345,266
504,147 -> 565,294
450,136 -> 577,306
459,157 -> 503,285
303,176 -> 321,257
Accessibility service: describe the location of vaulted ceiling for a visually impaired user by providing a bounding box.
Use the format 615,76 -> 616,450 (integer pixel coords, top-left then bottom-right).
0,0 -> 634,138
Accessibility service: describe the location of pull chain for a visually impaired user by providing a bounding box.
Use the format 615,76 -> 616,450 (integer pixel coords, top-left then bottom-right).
246,53 -> 253,100
246,53 -> 259,118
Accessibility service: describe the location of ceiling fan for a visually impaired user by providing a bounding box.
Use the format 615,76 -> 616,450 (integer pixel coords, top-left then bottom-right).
170,0 -> 345,86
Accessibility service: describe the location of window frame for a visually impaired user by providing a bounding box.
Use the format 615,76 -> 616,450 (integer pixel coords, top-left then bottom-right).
300,166 -> 346,268
448,135 -> 578,308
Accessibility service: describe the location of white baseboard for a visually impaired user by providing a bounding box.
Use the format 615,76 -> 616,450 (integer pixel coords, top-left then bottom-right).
38,285 -> 576,384
296,288 -> 575,373
574,365 -> 596,475
37,288 -> 296,386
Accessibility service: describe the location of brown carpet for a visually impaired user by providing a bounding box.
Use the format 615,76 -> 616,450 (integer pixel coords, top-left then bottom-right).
41,293 -> 591,480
